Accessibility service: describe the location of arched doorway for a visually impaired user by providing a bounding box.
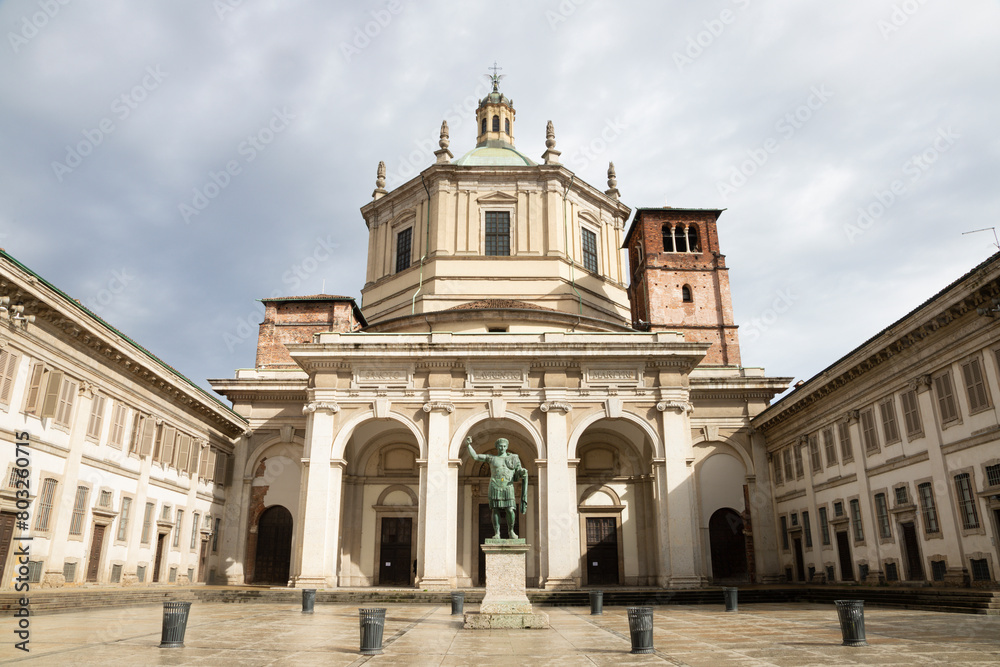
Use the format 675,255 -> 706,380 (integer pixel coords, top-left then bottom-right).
709,508 -> 747,582
254,506 -> 293,585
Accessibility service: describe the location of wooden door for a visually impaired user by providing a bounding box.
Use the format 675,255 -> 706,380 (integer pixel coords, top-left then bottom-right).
86,524 -> 105,582
836,531 -> 853,581
153,533 -> 165,582
585,517 -> 620,586
254,505 -> 293,585
709,508 -> 747,581
901,522 -> 924,581
477,504 -> 520,585
198,539 -> 209,583
378,517 -> 412,586
793,538 -> 806,582
0,512 -> 15,583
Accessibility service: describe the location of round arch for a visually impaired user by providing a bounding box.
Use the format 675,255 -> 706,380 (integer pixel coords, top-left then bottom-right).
449,410 -> 545,460
567,409 -> 662,460
244,437 -> 304,480
331,409 -> 427,460
693,440 -> 755,478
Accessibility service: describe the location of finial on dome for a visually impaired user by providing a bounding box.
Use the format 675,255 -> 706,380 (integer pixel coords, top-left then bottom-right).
541,120 -> 561,165
605,162 -> 620,199
435,120 -> 454,164
373,160 -> 388,199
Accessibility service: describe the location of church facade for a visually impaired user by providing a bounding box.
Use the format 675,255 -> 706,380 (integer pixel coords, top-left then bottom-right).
210,77 -> 790,589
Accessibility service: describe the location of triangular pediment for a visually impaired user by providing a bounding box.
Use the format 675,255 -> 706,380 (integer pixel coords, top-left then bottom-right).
476,191 -> 518,204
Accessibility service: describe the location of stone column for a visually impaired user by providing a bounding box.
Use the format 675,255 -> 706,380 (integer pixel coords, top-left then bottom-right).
417,402 -> 457,589
846,412 -> 883,582
540,399 -> 577,589
658,392 -> 704,588
295,400 -> 341,588
650,458 -> 672,587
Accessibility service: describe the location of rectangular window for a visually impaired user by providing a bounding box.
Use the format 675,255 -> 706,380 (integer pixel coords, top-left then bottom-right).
971,559 -> 991,581
53,377 -> 77,427
141,502 -> 155,544
808,435 -> 822,473
158,425 -> 176,467
136,565 -> 146,582
934,371 -> 960,424
931,560 -> 946,581
395,227 -> 412,273
86,394 -> 106,440
917,482 -> 940,534
802,510 -> 812,548
214,451 -> 228,485
834,501 -> 844,517
212,518 -> 221,552
98,490 -> 112,508
168,566 -> 177,583
484,211 -> 510,256
69,486 -> 89,536
772,455 -> 783,485
117,497 -> 132,541
878,397 -> 900,445
139,416 -> 155,458
173,510 -> 184,548
818,506 -> 830,545
782,449 -> 793,481
110,564 -> 122,583
63,561 -> 77,583
875,493 -> 891,539
581,227 -> 598,273
837,421 -> 853,462
900,389 -> 923,438
34,478 -> 57,531
955,473 -> 980,529
793,444 -> 804,478
780,515 -> 789,550
986,463 -> 1000,488
822,428 -> 837,467
0,348 -> 20,406
24,364 -> 50,416
191,513 -> 200,550
860,408 -> 879,454
849,498 -> 864,542
894,486 -> 909,506
885,562 -> 898,582
26,561 -> 42,583
961,357 -> 991,413
108,403 -> 129,449
176,434 -> 191,473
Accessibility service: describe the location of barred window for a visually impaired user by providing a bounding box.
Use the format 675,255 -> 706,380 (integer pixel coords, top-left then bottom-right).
212,518 -> 221,552
885,562 -> 899,581
860,408 -> 879,454
173,509 -> 184,548
874,493 -> 891,539
894,486 -> 909,506
954,473 -> 980,529
971,558 -> 991,581
822,427 -> 837,466
484,211 -> 510,256
849,498 -> 864,542
900,389 -> 922,438
582,227 -> 598,273
837,421 -> 853,462
34,478 -> 57,531
986,463 -> 1000,488
917,482 -> 939,534
961,357 -> 991,413
69,486 -> 89,536
934,371 -> 960,424
878,397 -> 900,444
395,227 -> 412,273
191,513 -> 200,550
931,560 -> 946,581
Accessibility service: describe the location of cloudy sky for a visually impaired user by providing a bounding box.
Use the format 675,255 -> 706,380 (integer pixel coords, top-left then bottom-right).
2,0 -> 998,399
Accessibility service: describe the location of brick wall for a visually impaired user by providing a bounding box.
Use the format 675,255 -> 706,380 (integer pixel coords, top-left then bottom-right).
255,298 -> 359,368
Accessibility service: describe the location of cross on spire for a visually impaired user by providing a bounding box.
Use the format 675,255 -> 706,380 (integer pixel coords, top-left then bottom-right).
487,61 -> 504,91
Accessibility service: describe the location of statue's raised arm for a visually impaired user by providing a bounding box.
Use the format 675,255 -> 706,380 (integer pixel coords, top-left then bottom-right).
466,436 -> 487,462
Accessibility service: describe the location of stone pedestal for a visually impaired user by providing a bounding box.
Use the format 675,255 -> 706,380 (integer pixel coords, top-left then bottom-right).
464,539 -> 549,629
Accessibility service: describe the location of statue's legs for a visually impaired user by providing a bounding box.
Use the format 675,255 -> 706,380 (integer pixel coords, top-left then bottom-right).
491,509 -> 501,539
507,508 -> 518,539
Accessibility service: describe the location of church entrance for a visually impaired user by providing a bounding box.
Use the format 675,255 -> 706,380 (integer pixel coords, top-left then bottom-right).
708,508 -> 748,582
478,503 -> 519,586
585,517 -> 619,586
253,505 -> 292,585
378,517 -> 412,586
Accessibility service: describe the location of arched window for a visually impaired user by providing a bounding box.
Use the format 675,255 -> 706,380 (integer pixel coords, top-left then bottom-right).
674,225 -> 687,253
662,224 -> 674,252
682,285 -> 693,303
687,226 -> 700,252
505,118 -> 510,134
492,115 -> 500,132
481,118 -> 487,135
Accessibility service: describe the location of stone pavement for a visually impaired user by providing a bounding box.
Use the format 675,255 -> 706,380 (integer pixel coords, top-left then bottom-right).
1,602 -> 998,666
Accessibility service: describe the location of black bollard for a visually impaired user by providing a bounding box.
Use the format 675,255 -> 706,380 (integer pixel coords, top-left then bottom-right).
159,601 -> 192,648
302,589 -> 316,614
723,586 -> 738,613
359,607 -> 386,655
626,606 -> 654,654
834,600 -> 867,646
451,592 -> 464,615
590,590 -> 603,615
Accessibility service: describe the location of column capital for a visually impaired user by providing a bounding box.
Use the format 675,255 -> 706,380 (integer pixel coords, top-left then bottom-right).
303,401 -> 340,415
540,401 -> 573,413
422,401 -> 455,413
656,400 -> 693,415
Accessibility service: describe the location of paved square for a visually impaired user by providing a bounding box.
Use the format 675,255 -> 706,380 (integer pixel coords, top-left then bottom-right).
2,602 -> 998,665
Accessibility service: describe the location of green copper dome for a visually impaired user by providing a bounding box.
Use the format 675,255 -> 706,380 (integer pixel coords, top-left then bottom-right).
453,142 -> 536,167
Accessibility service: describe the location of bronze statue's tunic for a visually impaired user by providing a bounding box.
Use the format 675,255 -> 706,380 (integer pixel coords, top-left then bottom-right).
486,454 -> 522,509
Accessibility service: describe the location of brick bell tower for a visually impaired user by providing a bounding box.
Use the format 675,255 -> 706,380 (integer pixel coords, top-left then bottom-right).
624,207 -> 741,366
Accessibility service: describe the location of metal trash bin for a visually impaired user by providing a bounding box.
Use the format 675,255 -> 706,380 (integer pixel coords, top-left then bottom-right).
159,601 -> 192,648
834,599 -> 868,647
626,606 -> 654,654
590,590 -> 603,615
723,586 -> 738,613
451,592 -> 464,615
302,589 -> 316,614
359,607 -> 387,655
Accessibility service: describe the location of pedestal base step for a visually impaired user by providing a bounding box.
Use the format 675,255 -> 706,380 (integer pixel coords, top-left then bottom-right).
463,611 -> 550,629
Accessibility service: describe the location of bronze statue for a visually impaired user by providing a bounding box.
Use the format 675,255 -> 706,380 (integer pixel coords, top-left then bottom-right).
466,436 -> 527,539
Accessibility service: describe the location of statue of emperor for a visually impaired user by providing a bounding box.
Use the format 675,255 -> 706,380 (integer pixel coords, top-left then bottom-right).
465,436 -> 527,539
